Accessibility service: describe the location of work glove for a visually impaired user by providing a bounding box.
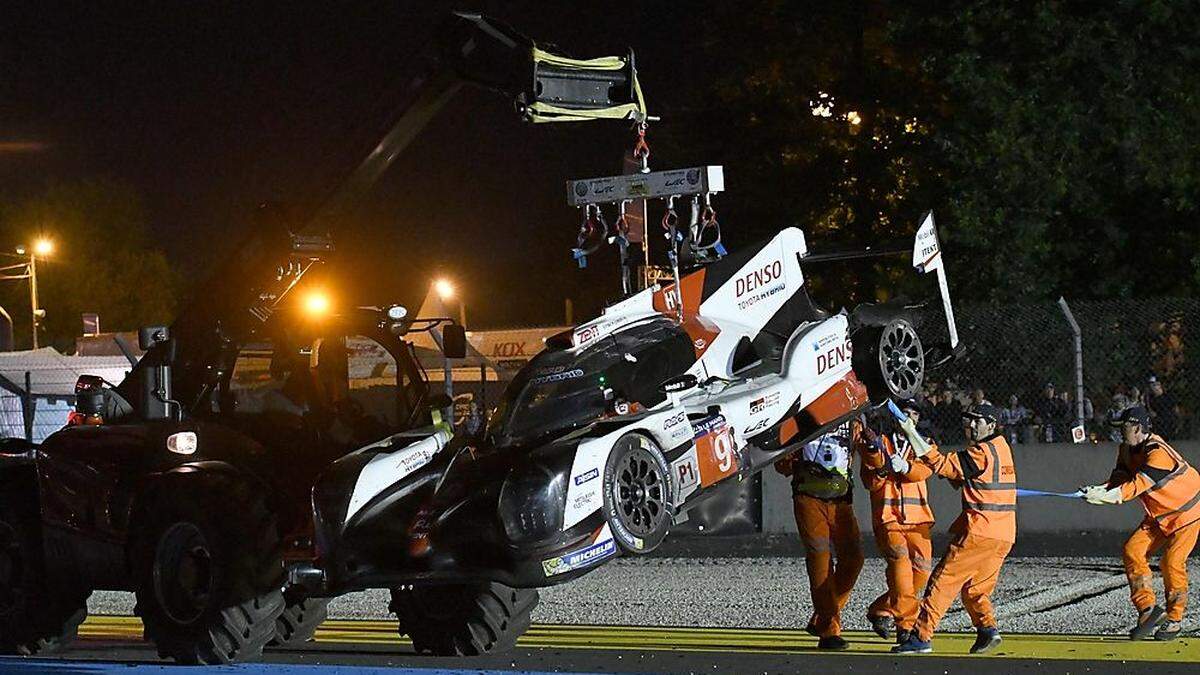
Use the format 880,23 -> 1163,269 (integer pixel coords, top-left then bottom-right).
1080,484 -> 1123,505
888,453 -> 910,475
897,415 -> 932,457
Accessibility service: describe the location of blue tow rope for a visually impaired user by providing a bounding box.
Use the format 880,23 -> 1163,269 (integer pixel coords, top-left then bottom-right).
1016,488 -> 1084,499
882,400 -> 1084,500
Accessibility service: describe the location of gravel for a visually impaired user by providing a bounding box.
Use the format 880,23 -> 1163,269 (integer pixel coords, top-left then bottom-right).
88,555 -> 1200,636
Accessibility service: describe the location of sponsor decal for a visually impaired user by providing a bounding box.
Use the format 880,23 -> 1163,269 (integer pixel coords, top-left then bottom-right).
574,325 -> 601,346
570,491 -> 597,515
743,418 -> 769,435
491,342 -> 528,358
693,338 -> 707,350
816,339 -> 853,376
736,282 -> 786,311
735,260 -> 784,298
750,392 -> 781,414
692,414 -> 728,438
541,538 -> 617,577
662,411 -> 691,442
573,468 -> 599,486
530,368 -> 584,385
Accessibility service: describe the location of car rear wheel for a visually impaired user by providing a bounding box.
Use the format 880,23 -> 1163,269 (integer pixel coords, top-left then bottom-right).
389,582 -> 538,656
0,471 -> 88,656
133,475 -> 285,664
853,318 -> 924,403
603,433 -> 672,554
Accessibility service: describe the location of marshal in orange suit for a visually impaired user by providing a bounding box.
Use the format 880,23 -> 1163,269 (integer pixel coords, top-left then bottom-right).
855,400 -> 935,646
1080,405 -> 1200,642
892,402 -> 1015,656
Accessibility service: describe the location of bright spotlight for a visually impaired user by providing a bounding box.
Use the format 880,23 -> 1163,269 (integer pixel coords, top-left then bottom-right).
434,278 -> 455,300
33,239 -> 53,256
303,291 -> 330,316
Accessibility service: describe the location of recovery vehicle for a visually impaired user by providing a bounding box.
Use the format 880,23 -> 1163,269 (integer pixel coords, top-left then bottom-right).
0,12 -> 648,663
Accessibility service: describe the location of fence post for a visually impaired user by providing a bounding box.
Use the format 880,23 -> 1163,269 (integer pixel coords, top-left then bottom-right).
1057,297 -> 1085,426
22,371 -> 34,442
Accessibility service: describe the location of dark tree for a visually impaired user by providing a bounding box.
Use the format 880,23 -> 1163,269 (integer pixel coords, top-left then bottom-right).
0,178 -> 179,351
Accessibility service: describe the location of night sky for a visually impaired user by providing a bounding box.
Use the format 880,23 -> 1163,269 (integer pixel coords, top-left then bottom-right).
2,2 -> 714,329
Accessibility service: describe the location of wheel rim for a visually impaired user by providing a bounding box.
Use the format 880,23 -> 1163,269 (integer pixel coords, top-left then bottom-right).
153,522 -> 214,625
613,442 -> 666,538
0,521 -> 23,612
879,321 -> 923,399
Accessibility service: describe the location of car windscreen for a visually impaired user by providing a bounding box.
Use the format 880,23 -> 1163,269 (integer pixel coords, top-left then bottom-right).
488,320 -> 695,446
488,340 -> 618,446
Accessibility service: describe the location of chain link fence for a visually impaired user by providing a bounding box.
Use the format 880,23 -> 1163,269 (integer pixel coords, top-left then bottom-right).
917,297 -> 1199,444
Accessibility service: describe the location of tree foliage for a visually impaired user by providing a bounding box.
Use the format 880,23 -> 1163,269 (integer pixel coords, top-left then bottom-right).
0,178 -> 179,351
684,0 -> 1200,304
896,0 -> 1200,300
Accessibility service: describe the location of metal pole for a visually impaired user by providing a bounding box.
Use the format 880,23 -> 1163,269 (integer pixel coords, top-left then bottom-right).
430,330 -> 453,430
28,253 -> 39,349
1057,297 -> 1085,425
22,371 -> 33,441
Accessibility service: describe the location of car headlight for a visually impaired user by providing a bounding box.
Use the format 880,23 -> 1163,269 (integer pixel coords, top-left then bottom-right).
498,463 -> 567,544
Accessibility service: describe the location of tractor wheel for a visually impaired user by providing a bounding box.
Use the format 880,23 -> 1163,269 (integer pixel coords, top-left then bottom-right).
389,582 -> 537,656
269,595 -> 330,647
133,475 -> 285,664
853,318 -> 924,403
0,471 -> 89,655
603,432 -> 672,554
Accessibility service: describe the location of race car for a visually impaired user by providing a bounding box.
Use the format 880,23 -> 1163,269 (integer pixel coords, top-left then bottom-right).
301,214 -> 957,654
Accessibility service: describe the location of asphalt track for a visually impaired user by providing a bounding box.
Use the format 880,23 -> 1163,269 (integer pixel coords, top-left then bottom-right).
16,615 -> 1198,675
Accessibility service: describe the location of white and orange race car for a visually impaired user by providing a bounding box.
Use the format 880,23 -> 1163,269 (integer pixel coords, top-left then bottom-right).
304,212 -> 959,654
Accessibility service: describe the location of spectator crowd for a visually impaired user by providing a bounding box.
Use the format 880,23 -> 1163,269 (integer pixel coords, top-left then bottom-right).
903,375 -> 1189,444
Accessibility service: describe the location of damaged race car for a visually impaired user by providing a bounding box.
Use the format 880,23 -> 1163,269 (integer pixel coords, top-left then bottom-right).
304,208 -> 961,655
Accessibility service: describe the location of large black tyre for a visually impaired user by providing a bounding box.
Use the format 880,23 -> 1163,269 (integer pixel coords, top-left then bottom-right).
269,595 -> 330,647
603,432 -> 672,554
389,582 -> 538,656
132,475 -> 285,664
0,471 -> 89,655
852,318 -> 924,403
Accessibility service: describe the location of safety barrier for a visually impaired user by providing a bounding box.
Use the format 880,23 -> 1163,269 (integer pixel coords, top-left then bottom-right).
761,441 -> 1200,534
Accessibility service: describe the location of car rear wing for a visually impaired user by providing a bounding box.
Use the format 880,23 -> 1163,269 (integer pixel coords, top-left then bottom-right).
910,212 -> 959,351
797,211 -> 961,356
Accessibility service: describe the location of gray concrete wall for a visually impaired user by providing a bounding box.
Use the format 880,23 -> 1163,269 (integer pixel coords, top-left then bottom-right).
761,441 -> 1200,535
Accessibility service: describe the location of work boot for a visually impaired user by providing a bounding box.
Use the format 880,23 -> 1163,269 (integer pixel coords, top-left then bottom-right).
1154,620 -> 1182,641
895,628 -> 911,646
1129,605 -> 1166,641
818,635 -> 849,650
867,613 -> 894,639
969,627 -> 1002,654
891,634 -> 932,654
804,620 -> 820,637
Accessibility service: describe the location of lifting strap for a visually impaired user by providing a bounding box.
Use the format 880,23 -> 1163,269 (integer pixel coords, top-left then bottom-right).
525,47 -> 648,124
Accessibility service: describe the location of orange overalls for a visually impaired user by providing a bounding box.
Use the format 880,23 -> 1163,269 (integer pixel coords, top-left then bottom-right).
857,432 -> 935,633
1107,435 -> 1200,623
912,435 -> 1016,641
775,425 -> 864,639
